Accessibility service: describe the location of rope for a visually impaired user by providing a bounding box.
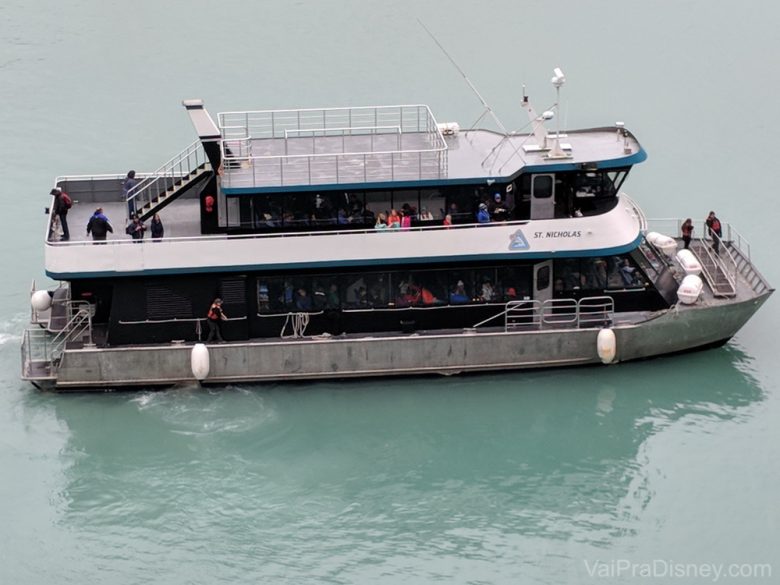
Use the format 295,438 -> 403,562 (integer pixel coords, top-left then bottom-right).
281,312 -> 310,339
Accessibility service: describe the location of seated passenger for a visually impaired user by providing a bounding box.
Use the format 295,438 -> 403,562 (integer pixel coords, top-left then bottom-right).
449,280 -> 470,304
443,214 -> 453,228
295,288 -> 313,311
489,194 -> 508,222
402,284 -> 421,305
419,207 -> 434,221
421,287 -> 441,305
480,280 -> 496,302
313,285 -> 327,309
619,259 -> 639,286
357,287 -> 370,307
387,209 -> 401,229
375,213 -> 388,230
476,203 -> 490,224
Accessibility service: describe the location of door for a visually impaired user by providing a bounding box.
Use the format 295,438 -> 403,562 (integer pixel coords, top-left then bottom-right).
533,260 -> 553,303
530,174 -> 555,220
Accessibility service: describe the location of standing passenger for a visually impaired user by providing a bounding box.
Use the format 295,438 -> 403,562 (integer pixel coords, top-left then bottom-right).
86,208 -> 113,243
206,298 -> 227,343
705,211 -> 722,254
681,218 -> 693,249
50,188 -> 71,241
123,170 -> 138,218
150,213 -> 164,241
126,215 -> 146,242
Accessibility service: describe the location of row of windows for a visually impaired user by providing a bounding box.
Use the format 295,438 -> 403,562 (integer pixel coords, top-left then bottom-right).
227,169 -> 630,231
257,267 -> 533,313
256,254 -> 646,314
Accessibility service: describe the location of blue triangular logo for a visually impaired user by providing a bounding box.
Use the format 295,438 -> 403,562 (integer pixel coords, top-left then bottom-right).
509,229 -> 529,250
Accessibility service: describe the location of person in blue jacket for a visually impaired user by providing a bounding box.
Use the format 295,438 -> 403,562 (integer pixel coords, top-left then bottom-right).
476,202 -> 491,224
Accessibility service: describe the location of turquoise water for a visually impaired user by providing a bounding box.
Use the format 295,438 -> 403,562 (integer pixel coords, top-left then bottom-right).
1,1 -> 778,583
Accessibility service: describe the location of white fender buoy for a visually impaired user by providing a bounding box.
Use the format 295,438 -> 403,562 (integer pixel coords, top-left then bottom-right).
597,328 -> 617,364
676,249 -> 702,276
191,343 -> 210,380
677,274 -> 704,305
646,231 -> 678,258
31,290 -> 52,311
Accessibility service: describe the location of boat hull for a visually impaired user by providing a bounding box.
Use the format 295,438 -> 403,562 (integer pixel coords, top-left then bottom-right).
41,292 -> 771,391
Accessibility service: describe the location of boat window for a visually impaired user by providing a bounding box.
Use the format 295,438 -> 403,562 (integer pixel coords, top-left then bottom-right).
419,189 -> 445,222
446,186 -> 479,224
606,256 -> 644,289
448,269 -> 475,304
497,266 -> 532,300
473,268 -> 499,302
365,190 -> 393,222
342,272 -> 391,308
535,265 -> 550,290
532,175 -> 554,199
252,195 -> 282,230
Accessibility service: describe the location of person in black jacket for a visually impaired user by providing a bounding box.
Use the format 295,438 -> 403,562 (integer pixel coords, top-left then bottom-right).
86,208 -> 113,243
150,213 -> 164,241
50,188 -> 70,241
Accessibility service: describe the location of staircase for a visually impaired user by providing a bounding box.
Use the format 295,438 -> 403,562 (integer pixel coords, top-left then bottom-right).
127,140 -> 212,221
21,301 -> 93,383
689,239 -> 736,297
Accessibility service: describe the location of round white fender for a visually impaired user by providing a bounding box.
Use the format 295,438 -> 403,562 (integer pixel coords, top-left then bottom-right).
646,231 -> 678,258
597,328 -> 617,364
31,290 -> 52,311
191,343 -> 210,380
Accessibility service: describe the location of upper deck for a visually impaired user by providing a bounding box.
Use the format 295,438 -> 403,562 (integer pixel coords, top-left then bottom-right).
215,104 -> 644,193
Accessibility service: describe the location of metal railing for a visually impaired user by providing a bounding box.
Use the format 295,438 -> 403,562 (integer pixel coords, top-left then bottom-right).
217,105 -> 448,189
644,218 -> 740,294
472,296 -> 615,331
21,300 -> 93,380
126,140 -> 208,215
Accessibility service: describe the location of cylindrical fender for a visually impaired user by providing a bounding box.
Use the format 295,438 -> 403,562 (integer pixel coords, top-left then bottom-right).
597,328 -> 617,364
191,343 -> 210,380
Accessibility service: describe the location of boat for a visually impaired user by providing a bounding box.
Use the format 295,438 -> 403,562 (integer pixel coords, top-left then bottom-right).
21,70 -> 773,390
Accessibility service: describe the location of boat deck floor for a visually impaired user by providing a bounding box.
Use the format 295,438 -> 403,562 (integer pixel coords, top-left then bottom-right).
52,199 -> 203,244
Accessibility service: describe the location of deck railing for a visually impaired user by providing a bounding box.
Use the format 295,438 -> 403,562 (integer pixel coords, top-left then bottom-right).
645,218 -> 742,294
472,296 -> 615,331
217,105 -> 448,189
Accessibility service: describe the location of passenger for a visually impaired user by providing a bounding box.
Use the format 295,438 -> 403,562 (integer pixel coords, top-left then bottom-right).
705,211 -> 722,254
336,208 -> 349,225
150,213 -> 164,241
443,214 -> 453,228
476,203 -> 491,224
481,280 -> 495,302
122,170 -> 138,218
282,281 -> 295,307
375,212 -> 388,230
421,287 -> 439,305
313,285 -> 327,309
449,280 -> 469,304
125,215 -> 146,242
489,193 -> 508,222
402,284 -> 421,305
205,298 -> 227,343
326,283 -> 340,308
50,188 -> 70,241
619,258 -> 639,286
505,286 -> 518,300
400,211 -> 412,230
680,218 -> 693,249
387,209 -> 401,229
419,207 -> 434,221
86,207 -> 113,243
357,287 -> 370,307
295,288 -> 313,311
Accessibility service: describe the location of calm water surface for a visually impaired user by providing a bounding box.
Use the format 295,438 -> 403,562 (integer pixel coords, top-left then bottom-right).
1,1 -> 778,583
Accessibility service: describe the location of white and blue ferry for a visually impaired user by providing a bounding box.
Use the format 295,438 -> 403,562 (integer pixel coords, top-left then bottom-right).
22,72 -> 773,389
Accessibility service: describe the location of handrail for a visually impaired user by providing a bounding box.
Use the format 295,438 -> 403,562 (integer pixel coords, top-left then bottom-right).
126,140 -> 208,215
473,296 -> 615,331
